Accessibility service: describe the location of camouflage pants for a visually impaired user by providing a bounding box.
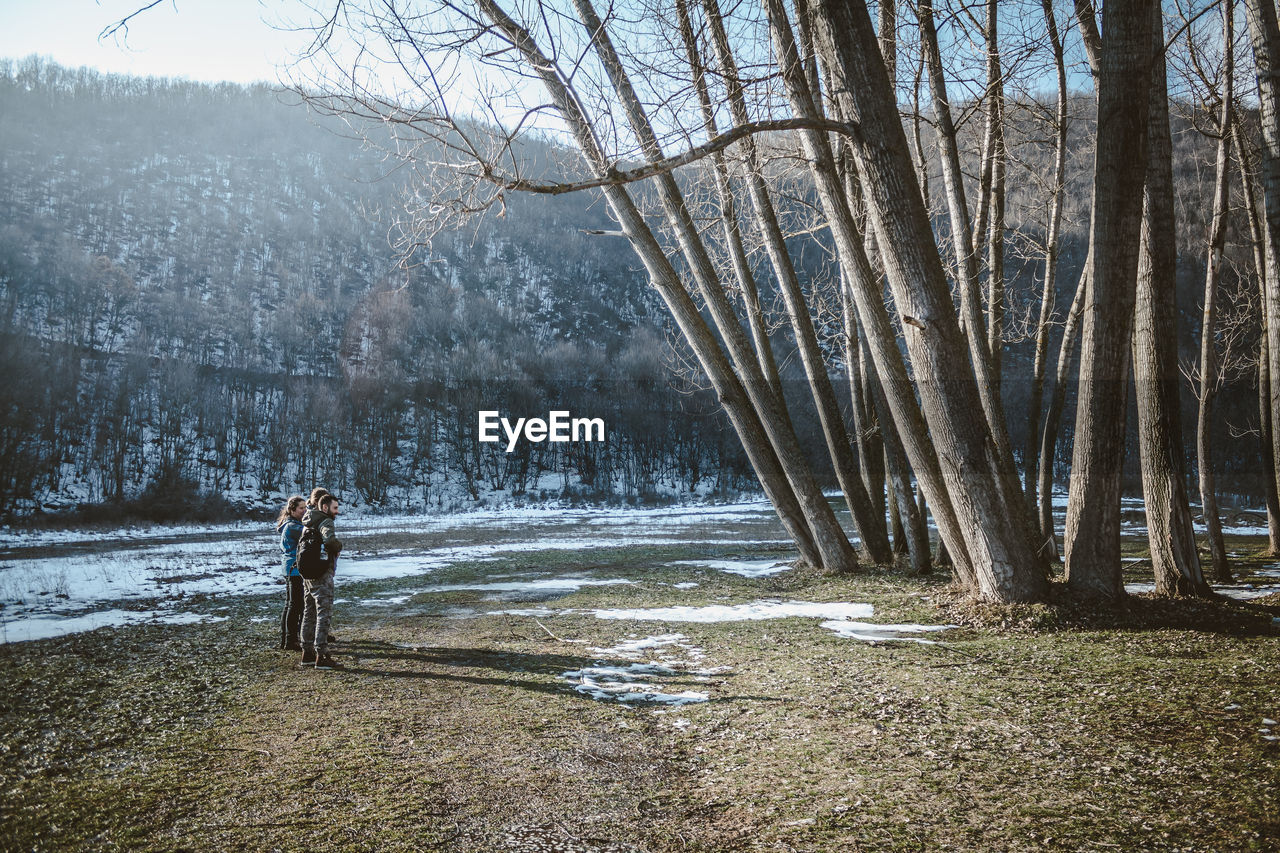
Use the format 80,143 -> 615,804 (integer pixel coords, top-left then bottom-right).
300,565 -> 335,655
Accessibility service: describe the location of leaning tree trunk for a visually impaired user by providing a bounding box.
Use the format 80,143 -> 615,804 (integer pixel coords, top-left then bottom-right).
1232,99 -> 1280,556
1132,0 -> 1210,597
571,0 -> 864,573
673,0 -> 785,404
470,0 -> 831,567
975,0 -> 1007,386
1064,0 -> 1156,601
697,0 -> 893,564
810,0 -> 1048,602
767,0 -> 984,579
1037,269 -> 1087,561
1197,2 -> 1235,584
918,0 -> 1013,469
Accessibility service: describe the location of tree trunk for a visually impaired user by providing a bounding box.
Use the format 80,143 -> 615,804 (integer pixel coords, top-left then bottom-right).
1132,0 -> 1210,597
1232,92 -> 1280,557
1064,0 -> 1155,600
769,0 -> 983,573
974,0 -> 1006,387
1074,0 -> 1104,78
572,0 -> 864,573
1242,0 -> 1280,542
1038,267 -> 1089,564
472,0 -> 826,567
1197,2 -> 1234,584
869,360 -> 933,574
1262,330 -> 1280,554
673,0 -> 784,404
700,0 -> 892,564
840,291 -> 886,527
1025,0 -> 1068,520
811,0 -> 1047,602
918,0 -> 1009,455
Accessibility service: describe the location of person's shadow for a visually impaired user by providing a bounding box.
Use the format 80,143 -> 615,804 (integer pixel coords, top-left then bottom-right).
334,639 -> 754,705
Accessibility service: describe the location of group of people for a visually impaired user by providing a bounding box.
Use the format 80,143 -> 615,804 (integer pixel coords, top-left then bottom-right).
274,488 -> 344,670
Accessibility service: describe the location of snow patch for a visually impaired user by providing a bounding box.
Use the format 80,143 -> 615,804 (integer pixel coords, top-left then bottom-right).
589,600 -> 876,623
561,665 -> 710,706
820,620 -> 956,644
419,578 -> 633,595
668,558 -> 791,577
0,609 -> 226,643
561,633 -> 719,706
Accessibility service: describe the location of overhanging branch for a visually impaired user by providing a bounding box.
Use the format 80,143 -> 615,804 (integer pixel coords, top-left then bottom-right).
477,117 -> 861,195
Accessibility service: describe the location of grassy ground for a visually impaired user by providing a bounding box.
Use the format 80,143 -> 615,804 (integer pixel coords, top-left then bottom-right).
2,531 -> 1279,852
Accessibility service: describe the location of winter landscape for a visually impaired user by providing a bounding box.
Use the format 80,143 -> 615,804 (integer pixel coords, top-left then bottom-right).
5,0 -> 1280,848
3,495 -> 1279,850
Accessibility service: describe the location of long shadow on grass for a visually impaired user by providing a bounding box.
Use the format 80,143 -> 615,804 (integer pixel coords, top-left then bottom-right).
334,640 -> 770,706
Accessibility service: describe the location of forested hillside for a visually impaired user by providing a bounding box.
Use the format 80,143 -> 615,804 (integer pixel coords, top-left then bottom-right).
0,53 -> 1268,525
0,58 -> 767,517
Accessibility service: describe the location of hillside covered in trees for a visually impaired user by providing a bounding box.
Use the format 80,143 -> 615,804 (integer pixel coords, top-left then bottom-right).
0,57 -> 777,517
0,43 -> 1269,544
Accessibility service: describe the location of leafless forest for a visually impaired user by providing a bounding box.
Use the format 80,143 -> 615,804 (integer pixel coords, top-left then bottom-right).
4,0 -> 1280,603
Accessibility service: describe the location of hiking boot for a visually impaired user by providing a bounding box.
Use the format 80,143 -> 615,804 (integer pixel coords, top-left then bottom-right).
314,654 -> 344,671
285,641 -> 303,652
298,648 -> 316,667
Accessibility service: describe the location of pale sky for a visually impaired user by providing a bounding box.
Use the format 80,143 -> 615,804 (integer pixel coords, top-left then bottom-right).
0,0 -> 311,84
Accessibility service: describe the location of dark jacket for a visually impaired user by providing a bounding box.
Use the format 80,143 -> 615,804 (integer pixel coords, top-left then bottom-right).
278,517 -> 303,577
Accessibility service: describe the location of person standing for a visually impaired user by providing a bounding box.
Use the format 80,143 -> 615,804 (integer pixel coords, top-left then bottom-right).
304,487 -> 338,645
276,495 -> 306,651
299,492 -> 344,670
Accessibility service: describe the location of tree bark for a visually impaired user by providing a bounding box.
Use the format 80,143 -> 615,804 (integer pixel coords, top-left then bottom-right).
1132,0 -> 1210,597
1025,0 -> 1068,521
1038,268 -> 1088,561
1232,107 -> 1280,555
811,0 -> 1047,602
700,0 -> 893,564
1074,0 -> 1104,78
974,0 -> 1006,386
1263,330 -> 1280,554
1242,0 -> 1280,544
673,0 -> 784,404
1196,1 -> 1235,584
471,0 -> 825,567
1064,0 -> 1156,600
918,0 -> 1008,453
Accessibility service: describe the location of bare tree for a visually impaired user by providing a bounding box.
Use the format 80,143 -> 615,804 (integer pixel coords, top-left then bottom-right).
1064,0 -> 1157,600
1192,0 -> 1237,583
1132,0 -> 1210,597
1242,0 -> 1280,539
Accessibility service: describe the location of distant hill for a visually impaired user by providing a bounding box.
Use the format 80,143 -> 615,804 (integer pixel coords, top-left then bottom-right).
0,57 -> 752,518
0,56 -> 1269,520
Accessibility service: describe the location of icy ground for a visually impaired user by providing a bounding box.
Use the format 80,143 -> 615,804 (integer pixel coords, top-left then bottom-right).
0,494 -> 1276,644
0,498 -> 795,642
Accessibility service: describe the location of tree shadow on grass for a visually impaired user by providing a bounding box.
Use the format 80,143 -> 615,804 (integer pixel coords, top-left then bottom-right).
941,580 -> 1280,639
331,639 -> 775,706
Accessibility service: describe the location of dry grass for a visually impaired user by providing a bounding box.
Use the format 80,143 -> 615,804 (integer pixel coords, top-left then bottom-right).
2,535 -> 1279,852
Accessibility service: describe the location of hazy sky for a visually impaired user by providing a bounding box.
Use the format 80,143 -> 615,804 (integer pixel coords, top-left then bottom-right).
0,0 -> 310,84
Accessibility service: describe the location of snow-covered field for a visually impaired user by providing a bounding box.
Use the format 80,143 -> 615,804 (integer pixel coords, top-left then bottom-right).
0,498 -> 792,642
1,494 -> 1276,645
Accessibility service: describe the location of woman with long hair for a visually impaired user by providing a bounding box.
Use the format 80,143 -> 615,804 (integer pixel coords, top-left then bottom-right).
276,495 -> 307,650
